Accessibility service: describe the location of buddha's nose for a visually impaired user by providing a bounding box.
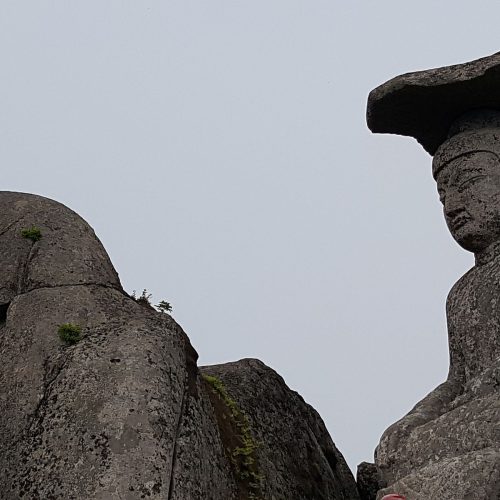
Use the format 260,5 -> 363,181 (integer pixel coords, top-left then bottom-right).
444,190 -> 464,219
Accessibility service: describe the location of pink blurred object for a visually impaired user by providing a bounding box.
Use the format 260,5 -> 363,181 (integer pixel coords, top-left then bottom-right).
381,496 -> 406,500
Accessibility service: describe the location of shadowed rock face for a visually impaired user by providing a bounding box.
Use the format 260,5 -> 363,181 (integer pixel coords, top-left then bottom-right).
201,359 -> 360,500
0,191 -> 358,499
368,54 -> 500,499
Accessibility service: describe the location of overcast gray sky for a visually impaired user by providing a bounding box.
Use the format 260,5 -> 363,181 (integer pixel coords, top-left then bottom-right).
2,1 -> 498,473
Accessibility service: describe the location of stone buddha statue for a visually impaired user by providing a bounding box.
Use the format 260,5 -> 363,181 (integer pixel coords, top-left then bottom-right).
367,54 -> 500,499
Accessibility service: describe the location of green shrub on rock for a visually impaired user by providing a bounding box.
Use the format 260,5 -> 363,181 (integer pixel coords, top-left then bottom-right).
21,226 -> 42,242
58,323 -> 82,345
156,300 -> 172,314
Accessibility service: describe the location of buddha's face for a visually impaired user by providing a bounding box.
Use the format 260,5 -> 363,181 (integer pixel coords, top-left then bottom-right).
436,150 -> 500,253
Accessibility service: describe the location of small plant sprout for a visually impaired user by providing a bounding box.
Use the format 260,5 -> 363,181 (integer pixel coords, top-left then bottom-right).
58,323 -> 82,345
21,226 -> 42,242
156,300 -> 172,314
131,290 -> 172,313
131,289 -> 153,306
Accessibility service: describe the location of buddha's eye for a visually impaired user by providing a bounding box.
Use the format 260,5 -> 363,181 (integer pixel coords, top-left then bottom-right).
457,175 -> 485,192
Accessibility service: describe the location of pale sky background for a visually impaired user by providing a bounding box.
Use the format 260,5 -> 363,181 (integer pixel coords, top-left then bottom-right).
1,1 -> 498,474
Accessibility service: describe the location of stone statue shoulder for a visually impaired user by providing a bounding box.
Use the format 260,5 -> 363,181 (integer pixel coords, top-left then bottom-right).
445,265 -> 476,316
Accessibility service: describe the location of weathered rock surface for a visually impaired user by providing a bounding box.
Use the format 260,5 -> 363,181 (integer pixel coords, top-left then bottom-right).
367,53 -> 500,499
356,462 -> 381,500
0,191 -> 358,499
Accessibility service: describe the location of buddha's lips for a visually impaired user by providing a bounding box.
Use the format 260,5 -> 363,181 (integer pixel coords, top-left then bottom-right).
451,214 -> 471,231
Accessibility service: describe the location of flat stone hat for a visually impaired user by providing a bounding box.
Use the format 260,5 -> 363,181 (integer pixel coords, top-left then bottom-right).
367,51 -> 500,155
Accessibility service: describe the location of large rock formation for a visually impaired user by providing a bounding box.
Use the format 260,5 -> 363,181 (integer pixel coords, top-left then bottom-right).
0,191 -> 358,499
367,53 -> 500,499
